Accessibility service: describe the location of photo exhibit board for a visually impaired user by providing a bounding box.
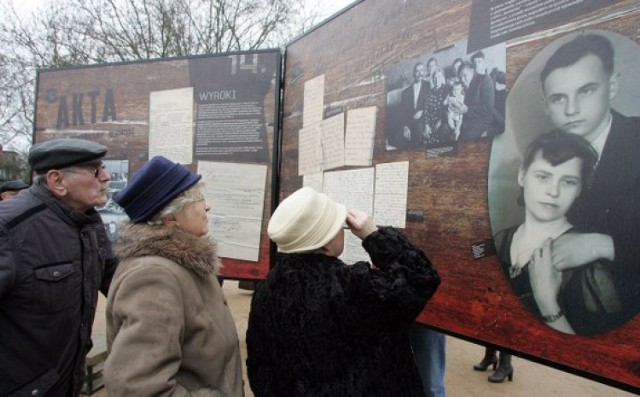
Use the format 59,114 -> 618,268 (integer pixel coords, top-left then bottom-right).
34,50 -> 282,280
281,0 -> 640,392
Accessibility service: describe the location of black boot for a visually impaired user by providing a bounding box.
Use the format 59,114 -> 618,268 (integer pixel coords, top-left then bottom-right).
473,348 -> 498,371
488,352 -> 513,383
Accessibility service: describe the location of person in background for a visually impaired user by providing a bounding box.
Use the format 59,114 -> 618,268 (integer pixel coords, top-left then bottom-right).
246,187 -> 441,397
104,156 -> 244,396
0,180 -> 28,201
0,138 -> 118,396
105,220 -> 118,242
474,347 -> 513,383
410,324 -> 447,396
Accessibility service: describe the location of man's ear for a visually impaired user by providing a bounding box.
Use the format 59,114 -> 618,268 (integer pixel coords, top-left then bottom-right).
517,165 -> 526,188
576,182 -> 583,198
608,72 -> 620,102
46,170 -> 67,197
542,97 -> 550,116
541,85 -> 551,116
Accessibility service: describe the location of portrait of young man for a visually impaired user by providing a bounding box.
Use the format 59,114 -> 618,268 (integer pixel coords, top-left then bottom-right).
488,29 -> 640,333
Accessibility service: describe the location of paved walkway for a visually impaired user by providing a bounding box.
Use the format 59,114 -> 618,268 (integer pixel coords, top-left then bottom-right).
90,281 -> 635,396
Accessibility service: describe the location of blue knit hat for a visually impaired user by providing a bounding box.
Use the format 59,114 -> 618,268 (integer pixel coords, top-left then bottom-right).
115,156 -> 201,223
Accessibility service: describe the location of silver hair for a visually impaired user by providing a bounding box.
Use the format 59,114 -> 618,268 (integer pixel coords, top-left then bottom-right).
146,182 -> 205,225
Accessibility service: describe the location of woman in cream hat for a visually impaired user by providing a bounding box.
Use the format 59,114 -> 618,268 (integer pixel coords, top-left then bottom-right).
246,186 -> 441,397
103,156 -> 244,397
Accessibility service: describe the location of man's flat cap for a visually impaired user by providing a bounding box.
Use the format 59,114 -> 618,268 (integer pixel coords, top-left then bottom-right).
29,138 -> 107,173
0,180 -> 29,194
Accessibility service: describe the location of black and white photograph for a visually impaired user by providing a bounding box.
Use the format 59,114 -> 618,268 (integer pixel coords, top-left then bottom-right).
384,40 -> 506,153
97,159 -> 129,240
488,29 -> 640,335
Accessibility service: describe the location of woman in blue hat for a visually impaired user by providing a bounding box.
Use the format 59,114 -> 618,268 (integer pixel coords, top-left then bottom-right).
103,156 -> 244,397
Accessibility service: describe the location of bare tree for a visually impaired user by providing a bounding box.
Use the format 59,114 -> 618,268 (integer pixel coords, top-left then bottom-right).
0,0 -> 324,152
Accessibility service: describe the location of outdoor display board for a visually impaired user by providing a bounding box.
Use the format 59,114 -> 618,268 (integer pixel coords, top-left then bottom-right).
34,50 -> 281,280
280,0 -> 640,391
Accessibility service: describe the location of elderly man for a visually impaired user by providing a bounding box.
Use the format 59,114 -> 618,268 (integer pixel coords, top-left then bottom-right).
0,180 -> 28,200
0,138 -> 119,396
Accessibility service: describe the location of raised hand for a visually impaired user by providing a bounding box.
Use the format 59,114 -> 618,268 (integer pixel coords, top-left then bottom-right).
346,209 -> 378,240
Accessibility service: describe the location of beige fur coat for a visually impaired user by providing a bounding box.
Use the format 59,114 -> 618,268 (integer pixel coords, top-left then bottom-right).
104,223 -> 244,397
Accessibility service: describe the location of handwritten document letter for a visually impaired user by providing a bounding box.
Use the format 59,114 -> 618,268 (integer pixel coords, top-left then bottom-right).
321,113 -> 345,171
303,172 -> 324,192
149,87 -> 194,164
303,75 -> 325,128
341,231 -> 371,264
298,124 -> 322,175
345,106 -> 377,166
198,161 -> 267,261
374,161 -> 409,228
323,167 -> 375,216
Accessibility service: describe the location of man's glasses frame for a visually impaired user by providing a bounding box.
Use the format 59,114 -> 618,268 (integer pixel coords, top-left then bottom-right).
62,162 -> 106,178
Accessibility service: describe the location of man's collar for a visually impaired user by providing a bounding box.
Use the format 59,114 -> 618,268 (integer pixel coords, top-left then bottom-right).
590,111 -> 613,159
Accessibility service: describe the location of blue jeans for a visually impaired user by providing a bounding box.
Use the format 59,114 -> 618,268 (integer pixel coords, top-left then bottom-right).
410,324 -> 446,397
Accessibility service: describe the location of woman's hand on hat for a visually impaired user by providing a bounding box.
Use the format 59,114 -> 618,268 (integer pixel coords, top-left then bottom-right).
346,209 -> 377,240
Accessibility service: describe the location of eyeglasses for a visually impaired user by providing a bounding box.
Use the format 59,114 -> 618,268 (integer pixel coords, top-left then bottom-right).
62,163 -> 106,178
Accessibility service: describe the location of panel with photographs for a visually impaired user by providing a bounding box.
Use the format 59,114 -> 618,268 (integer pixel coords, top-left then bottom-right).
489,28 -> 640,335
97,159 -> 129,242
384,41 -> 506,157
34,50 -> 281,280
281,0 -> 640,391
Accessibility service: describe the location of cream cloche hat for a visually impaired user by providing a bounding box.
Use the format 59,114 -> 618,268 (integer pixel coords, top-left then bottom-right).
268,187 -> 347,253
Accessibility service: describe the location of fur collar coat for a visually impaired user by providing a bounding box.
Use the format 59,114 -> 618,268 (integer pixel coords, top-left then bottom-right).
104,223 -> 244,397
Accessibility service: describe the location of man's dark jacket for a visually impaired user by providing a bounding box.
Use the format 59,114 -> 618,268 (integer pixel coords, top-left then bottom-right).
567,110 -> 640,323
460,72 -> 495,140
0,184 -> 118,396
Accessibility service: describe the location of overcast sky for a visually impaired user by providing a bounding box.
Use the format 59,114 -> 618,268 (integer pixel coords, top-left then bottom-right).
3,0 -> 355,151
306,0 -> 355,19
11,0 -> 356,19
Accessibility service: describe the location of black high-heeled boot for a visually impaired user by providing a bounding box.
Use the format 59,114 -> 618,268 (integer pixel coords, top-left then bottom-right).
473,348 -> 498,371
488,352 -> 514,383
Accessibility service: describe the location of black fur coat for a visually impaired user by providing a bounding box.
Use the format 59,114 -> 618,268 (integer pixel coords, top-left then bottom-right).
246,227 -> 440,397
